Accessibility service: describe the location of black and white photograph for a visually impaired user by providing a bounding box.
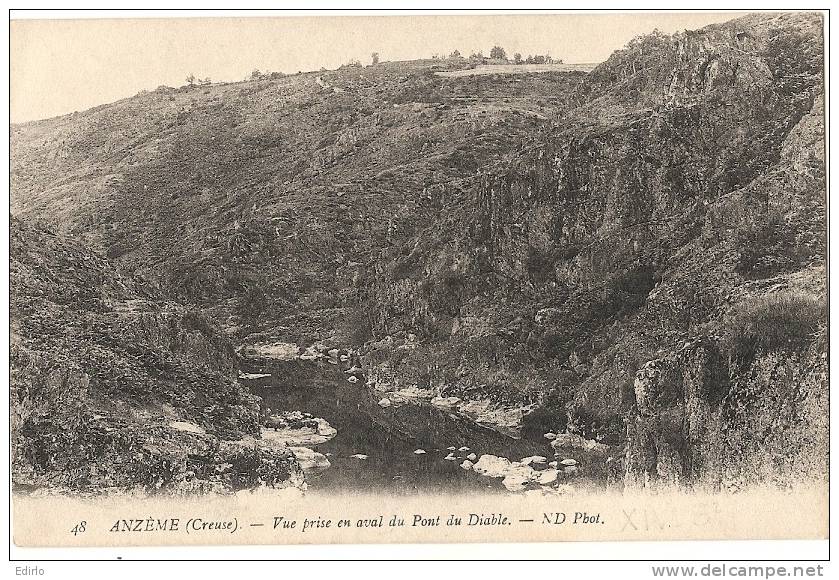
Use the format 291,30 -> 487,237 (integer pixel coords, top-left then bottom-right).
6,7 -> 830,560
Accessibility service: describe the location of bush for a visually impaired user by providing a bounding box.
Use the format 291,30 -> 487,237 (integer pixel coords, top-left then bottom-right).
723,293 -> 825,367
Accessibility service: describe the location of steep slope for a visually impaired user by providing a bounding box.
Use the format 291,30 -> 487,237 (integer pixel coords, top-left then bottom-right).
11,59 -> 584,342
11,13 -> 827,491
10,219 -> 302,493
362,12 -> 827,489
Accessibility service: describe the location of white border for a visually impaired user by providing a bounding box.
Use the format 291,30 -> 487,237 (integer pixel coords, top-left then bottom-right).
2,1 -> 833,571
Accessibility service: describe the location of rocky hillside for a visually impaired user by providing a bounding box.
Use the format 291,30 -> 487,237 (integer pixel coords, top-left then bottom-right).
365,12 -> 827,490
11,58 -> 584,342
10,218 -> 302,493
11,12 -> 827,491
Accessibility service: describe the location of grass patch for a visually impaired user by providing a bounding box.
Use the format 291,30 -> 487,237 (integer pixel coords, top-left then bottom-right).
723,293 -> 825,367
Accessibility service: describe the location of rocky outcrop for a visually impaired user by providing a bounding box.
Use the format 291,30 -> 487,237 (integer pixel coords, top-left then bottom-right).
10,220 -> 303,494
364,13 -> 825,491
623,300 -> 827,491
624,337 -> 727,489
471,453 -> 578,493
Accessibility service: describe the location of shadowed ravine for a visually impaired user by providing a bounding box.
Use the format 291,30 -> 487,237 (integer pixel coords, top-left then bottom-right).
247,359 -> 563,494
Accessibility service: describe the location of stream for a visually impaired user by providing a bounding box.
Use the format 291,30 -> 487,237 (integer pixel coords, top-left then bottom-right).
245,358 -> 554,495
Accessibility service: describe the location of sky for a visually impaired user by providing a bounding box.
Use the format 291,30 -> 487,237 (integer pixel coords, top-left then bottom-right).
10,12 -> 745,123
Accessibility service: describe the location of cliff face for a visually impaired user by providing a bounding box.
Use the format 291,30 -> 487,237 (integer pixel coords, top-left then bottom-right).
364,13 -> 826,488
10,13 -> 826,491
10,219 -> 302,493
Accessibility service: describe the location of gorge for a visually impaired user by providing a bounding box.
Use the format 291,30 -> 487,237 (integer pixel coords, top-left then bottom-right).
10,12 -> 827,498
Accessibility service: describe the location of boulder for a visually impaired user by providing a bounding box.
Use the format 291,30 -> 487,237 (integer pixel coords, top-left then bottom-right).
288,447 -> 330,471
466,453 -> 477,461
501,464 -> 538,492
169,421 -> 206,435
261,417 -> 337,446
460,460 -> 474,470
299,346 -> 321,361
551,433 -> 609,455
458,400 -> 524,438
520,455 -> 547,466
378,398 -> 392,408
390,386 -> 435,402
431,396 -> 462,411
315,418 -> 337,439
537,469 -> 559,485
472,454 -> 512,478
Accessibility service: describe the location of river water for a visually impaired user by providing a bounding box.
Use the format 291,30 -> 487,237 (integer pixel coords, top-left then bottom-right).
247,359 -> 554,495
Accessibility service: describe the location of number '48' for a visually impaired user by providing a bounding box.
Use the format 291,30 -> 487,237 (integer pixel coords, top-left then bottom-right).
71,521 -> 87,535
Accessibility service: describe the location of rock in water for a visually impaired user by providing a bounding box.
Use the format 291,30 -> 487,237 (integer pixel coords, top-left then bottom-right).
560,458 -> 577,466
315,418 -> 337,439
444,453 -> 457,461
472,454 -> 512,478
458,446 -> 470,451
551,433 -> 609,455
378,398 -> 392,408
347,375 -> 359,383
548,461 -> 558,468
350,454 -> 368,460
501,464 -> 538,492
447,446 -> 457,451
460,460 -> 474,470
544,432 -> 557,441
413,449 -> 427,455
288,447 -> 330,471
466,453 -> 477,461
538,469 -> 559,485
520,455 -> 547,466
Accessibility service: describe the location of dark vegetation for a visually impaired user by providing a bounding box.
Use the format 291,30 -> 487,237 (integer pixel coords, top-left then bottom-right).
723,293 -> 826,369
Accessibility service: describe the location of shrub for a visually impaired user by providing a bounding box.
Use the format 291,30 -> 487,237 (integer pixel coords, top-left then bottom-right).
723,293 -> 825,367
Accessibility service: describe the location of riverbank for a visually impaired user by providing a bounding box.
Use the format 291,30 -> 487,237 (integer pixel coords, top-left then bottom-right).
238,341 -> 614,495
